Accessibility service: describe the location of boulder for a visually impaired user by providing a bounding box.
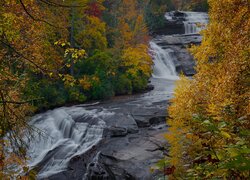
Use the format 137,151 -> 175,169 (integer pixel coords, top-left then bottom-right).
108,127 -> 128,137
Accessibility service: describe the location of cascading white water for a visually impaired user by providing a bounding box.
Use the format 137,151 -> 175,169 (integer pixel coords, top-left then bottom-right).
26,107 -> 112,178
183,11 -> 208,34
150,41 -> 178,80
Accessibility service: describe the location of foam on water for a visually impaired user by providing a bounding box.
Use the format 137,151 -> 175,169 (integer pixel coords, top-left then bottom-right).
26,107 -> 110,178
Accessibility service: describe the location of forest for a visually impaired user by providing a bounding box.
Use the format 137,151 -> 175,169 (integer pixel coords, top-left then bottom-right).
0,0 -> 249,179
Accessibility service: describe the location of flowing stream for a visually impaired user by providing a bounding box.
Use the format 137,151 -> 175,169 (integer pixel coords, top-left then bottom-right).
25,11 -> 208,179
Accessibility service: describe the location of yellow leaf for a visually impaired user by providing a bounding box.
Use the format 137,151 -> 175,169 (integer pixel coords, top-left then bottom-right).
220,131 -> 231,139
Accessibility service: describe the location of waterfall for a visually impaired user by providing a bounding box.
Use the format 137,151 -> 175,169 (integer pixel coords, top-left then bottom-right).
26,107 -> 111,178
150,41 -> 178,80
183,11 -> 208,34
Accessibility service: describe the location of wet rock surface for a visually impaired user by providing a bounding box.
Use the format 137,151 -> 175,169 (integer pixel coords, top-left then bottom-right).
35,79 -> 172,180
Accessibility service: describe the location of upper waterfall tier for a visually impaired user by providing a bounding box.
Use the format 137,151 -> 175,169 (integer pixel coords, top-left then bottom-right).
182,11 -> 208,34
154,11 -> 208,35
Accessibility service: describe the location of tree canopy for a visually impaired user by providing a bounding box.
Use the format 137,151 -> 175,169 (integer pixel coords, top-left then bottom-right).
0,0 -> 153,178
164,0 -> 250,178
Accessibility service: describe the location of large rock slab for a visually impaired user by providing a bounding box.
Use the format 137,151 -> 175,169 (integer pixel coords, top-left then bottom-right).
90,126 -> 168,180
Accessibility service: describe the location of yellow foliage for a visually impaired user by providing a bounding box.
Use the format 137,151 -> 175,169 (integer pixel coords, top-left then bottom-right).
166,0 -> 250,178
76,15 -> 107,50
63,74 -> 76,87
79,76 -> 92,90
121,44 -> 153,77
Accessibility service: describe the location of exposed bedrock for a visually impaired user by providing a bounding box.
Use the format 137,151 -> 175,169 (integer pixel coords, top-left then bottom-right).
33,97 -> 170,180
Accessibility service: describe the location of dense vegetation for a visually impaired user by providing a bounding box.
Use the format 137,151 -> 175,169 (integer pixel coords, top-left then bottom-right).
0,0 -> 154,177
164,0 -> 250,179
3,0 -> 248,179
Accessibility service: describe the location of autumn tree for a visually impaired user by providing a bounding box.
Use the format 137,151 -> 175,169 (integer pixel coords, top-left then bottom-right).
0,0 -> 52,177
0,0 -> 87,177
165,0 -> 249,179
1,0 -> 154,177
103,0 -> 153,92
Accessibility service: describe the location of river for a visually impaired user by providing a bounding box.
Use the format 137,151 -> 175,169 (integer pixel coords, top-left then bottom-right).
26,11 -> 208,180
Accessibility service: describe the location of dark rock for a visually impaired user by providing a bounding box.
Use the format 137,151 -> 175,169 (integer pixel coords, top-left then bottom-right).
153,24 -> 185,36
98,128 -> 168,180
153,11 -> 187,35
146,84 -> 154,91
109,127 -> 128,137
98,154 -> 136,180
133,116 -> 151,128
85,153 -> 136,180
85,162 -> 112,180
149,116 -> 166,125
103,113 -> 139,134
173,11 -> 186,17
85,153 -> 116,180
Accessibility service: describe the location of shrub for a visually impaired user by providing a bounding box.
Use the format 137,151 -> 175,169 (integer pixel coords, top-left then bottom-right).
114,74 -> 132,95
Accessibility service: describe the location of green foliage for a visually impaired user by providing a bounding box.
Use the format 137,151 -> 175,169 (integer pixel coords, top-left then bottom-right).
131,74 -> 148,92
114,74 -> 132,95
145,0 -> 174,31
78,50 -> 116,76
76,50 -> 116,99
89,74 -> 114,99
24,76 -> 87,110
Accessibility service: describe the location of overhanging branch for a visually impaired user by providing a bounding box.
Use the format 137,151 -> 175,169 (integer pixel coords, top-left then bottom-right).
38,0 -> 87,8
0,39 -> 47,73
19,0 -> 60,28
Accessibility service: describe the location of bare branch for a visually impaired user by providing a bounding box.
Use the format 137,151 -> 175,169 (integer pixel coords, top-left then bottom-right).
19,0 -> 60,28
38,0 -> 87,8
0,39 -> 47,73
